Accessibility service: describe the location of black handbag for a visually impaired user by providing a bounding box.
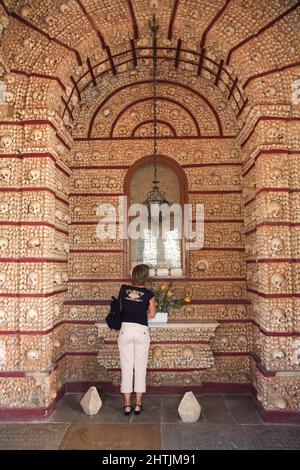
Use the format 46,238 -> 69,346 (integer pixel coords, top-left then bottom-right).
105,284 -> 124,330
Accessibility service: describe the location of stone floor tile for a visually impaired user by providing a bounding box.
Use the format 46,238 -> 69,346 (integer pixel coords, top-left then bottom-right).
224,395 -> 263,424
242,425 -> 300,450
161,423 -> 253,450
60,424 -> 161,450
0,423 -> 69,450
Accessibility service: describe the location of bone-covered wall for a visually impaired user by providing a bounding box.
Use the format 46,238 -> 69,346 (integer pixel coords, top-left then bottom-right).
0,0 -> 299,418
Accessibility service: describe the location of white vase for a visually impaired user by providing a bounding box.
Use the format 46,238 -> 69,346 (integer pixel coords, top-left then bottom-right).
149,311 -> 168,324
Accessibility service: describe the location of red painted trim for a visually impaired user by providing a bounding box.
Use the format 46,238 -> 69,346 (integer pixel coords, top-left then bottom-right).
242,149 -> 300,177
10,68 -> 66,92
243,61 -> 300,89
200,0 -> 232,48
175,38 -> 182,68
0,258 -> 67,263
247,289 -> 297,299
131,119 -> 176,137
245,222 -> 300,236
189,190 -> 242,194
127,0 -> 139,39
9,11 -> 82,65
69,192 -> 124,197
88,79 -> 223,137
0,289 -> 68,299
64,299 -> 250,306
251,320 -> 300,337
69,277 -> 246,283
130,39 -> 137,67
75,135 -> 235,141
0,221 -> 68,235
215,59 -> 224,86
70,165 -> 129,170
226,2 -> 300,65
105,46 -> 116,75
168,0 -> 180,40
110,96 -> 200,137
183,161 -> 241,168
70,249 -> 123,253
0,187 -> 68,205
76,0 -> 106,48
0,119 -> 71,150
241,116 -> 300,149
87,57 -> 97,87
247,258 -> 300,264
61,96 -> 73,121
245,187 -> 300,207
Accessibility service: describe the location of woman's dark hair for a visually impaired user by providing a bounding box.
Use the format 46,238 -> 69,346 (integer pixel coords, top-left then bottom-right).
132,264 -> 150,286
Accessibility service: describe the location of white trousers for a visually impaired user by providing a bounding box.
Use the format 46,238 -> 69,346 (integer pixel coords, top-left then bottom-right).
118,322 -> 150,394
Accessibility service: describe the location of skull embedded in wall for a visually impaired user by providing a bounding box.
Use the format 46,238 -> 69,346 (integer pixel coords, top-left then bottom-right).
272,307 -> 285,324
63,243 -> 70,253
53,304 -> 60,317
87,335 -> 97,346
26,349 -> 40,360
27,272 -> 39,286
195,259 -> 208,273
69,333 -> 78,343
267,200 -> 282,219
271,272 -> 284,289
273,350 -> 285,359
0,136 -> 12,148
270,237 -> 283,254
69,307 -> 78,319
30,128 -> 43,142
271,396 -> 287,410
0,202 -> 9,214
73,235 -> 81,244
53,272 -> 61,285
91,262 -> 99,272
269,167 -> 282,181
267,126 -> 284,142
183,346 -> 194,361
291,339 -> 300,365
0,237 -> 8,250
231,230 -> 241,242
73,206 -> 81,216
55,209 -> 62,221
0,167 -> 11,181
219,336 -> 229,348
73,263 -> 80,273
152,346 -> 163,360
237,335 -> 247,348
26,308 -> 38,323
28,169 -> 40,182
0,272 -> 6,286
0,309 -> 5,323
28,201 -> 41,215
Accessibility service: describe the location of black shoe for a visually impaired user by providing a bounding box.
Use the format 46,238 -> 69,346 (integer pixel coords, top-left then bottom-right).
134,404 -> 143,415
123,405 -> 133,416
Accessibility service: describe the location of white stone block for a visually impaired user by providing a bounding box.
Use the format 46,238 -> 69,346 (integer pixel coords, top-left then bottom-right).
178,391 -> 201,422
80,386 -> 102,415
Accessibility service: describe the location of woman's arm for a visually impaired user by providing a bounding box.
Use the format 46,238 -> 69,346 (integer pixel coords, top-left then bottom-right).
147,297 -> 156,319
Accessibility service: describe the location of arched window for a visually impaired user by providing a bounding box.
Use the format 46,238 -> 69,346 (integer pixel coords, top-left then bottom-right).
125,155 -> 188,278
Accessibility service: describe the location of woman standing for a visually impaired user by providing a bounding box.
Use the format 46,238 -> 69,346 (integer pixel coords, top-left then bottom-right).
117,264 -> 156,415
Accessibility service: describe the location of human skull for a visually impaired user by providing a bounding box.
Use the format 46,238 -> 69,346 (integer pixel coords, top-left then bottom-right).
91,262 -> 99,272
0,272 -> 6,286
214,232 -> 223,243
0,202 -> 9,214
53,304 -> 60,317
28,202 -> 40,214
69,307 -> 78,319
27,237 -> 41,250
73,206 -> 81,215
63,243 -> 69,253
271,272 -> 284,289
152,346 -> 163,359
0,167 -> 11,181
0,309 -> 5,323
272,308 -> 285,323
73,235 -> 81,244
0,136 -> 12,148
269,167 -> 281,180
272,396 -> 287,410
69,333 -> 78,343
237,335 -> 247,348
26,308 -> 38,322
27,272 -> 39,285
55,209 -> 62,220
183,346 -> 194,361
87,335 -> 97,346
270,238 -> 283,253
72,287 -> 81,297
26,349 -> 40,360
91,178 -> 100,188
74,179 -> 82,188
267,201 -> 282,218
53,272 -> 61,285
30,128 -> 43,142
28,169 -> 40,182
0,237 -> 8,250
219,336 -> 229,348
267,126 -> 284,142
273,350 -> 285,359
231,230 -> 241,242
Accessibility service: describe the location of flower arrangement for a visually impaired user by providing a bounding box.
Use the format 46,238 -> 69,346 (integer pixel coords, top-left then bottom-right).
148,281 -> 191,313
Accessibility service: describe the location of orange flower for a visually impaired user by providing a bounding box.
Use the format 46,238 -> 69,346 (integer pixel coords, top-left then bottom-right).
160,284 -> 168,290
184,296 -> 191,303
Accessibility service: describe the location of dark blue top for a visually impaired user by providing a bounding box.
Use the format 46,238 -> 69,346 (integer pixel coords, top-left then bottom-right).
120,284 -> 154,326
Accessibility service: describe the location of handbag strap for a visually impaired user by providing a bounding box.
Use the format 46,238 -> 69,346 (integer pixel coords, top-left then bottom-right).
118,284 -> 125,313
